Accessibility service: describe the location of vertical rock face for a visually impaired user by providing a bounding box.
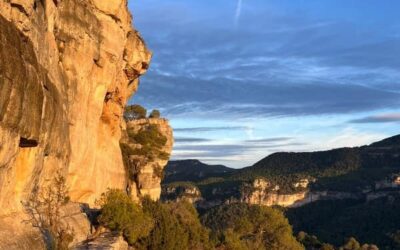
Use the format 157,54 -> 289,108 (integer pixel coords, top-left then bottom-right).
0,0 -> 151,215
121,118 -> 174,201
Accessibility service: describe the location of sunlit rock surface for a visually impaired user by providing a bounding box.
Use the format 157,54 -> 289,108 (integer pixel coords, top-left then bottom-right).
241,179 -> 308,207
0,0 -> 150,248
0,0 -> 150,213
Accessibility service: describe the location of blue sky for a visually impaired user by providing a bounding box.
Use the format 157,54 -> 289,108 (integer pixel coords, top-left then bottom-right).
128,0 -> 400,168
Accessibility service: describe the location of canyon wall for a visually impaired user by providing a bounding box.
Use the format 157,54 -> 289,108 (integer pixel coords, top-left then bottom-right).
0,0 -> 151,214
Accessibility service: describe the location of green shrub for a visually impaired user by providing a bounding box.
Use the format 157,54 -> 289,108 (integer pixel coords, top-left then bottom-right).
97,189 -> 154,245
124,104 -> 147,120
201,203 -> 303,250
149,109 -> 161,118
222,229 -> 247,250
136,197 -> 213,250
297,231 -> 336,250
127,124 -> 169,161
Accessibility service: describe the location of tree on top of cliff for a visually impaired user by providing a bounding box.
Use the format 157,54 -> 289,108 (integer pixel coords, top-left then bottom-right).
124,104 -> 147,120
149,109 -> 161,119
127,124 -> 169,162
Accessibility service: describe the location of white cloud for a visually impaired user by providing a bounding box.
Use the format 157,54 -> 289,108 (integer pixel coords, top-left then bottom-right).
316,128 -> 386,150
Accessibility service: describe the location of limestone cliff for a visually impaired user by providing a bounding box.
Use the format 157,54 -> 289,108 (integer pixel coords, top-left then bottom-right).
121,118 -> 174,201
162,183 -> 203,204
0,0 -> 150,215
239,178 -> 307,207
241,178 -> 400,208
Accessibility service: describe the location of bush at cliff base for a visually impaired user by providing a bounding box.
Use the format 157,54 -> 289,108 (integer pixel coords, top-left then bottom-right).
97,190 -> 212,249
135,197 -> 213,250
96,189 -> 154,245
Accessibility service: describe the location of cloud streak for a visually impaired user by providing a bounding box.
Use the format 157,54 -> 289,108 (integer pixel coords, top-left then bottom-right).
245,137 -> 293,143
174,126 -> 248,133
350,113 -> 400,123
235,0 -> 243,26
175,137 -> 214,143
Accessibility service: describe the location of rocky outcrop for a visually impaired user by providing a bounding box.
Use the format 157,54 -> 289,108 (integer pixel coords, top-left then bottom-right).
240,178 -> 367,207
162,184 -> 203,204
0,212 -> 46,250
243,191 -> 308,207
240,178 -> 308,207
122,118 -> 174,201
0,202 -> 91,250
74,232 -> 129,250
291,191 -> 363,207
0,0 -> 150,213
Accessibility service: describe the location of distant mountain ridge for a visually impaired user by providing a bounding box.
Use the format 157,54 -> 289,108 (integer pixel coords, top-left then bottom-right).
234,134 -> 400,186
368,134 -> 400,147
163,159 -> 236,184
163,134 -> 400,201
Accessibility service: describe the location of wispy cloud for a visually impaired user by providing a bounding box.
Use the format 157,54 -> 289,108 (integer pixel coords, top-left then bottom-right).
245,137 -> 293,143
172,139 -> 307,167
174,126 -> 247,132
349,113 -> 400,123
318,128 -> 386,150
235,0 -> 243,27
175,137 -> 213,143
173,143 -> 306,152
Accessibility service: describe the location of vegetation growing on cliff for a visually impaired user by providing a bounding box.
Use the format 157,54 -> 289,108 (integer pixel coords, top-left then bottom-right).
121,122 -> 170,182
124,104 -> 163,120
23,172 -> 74,250
126,124 -> 169,162
149,109 -> 161,118
124,104 -> 147,120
